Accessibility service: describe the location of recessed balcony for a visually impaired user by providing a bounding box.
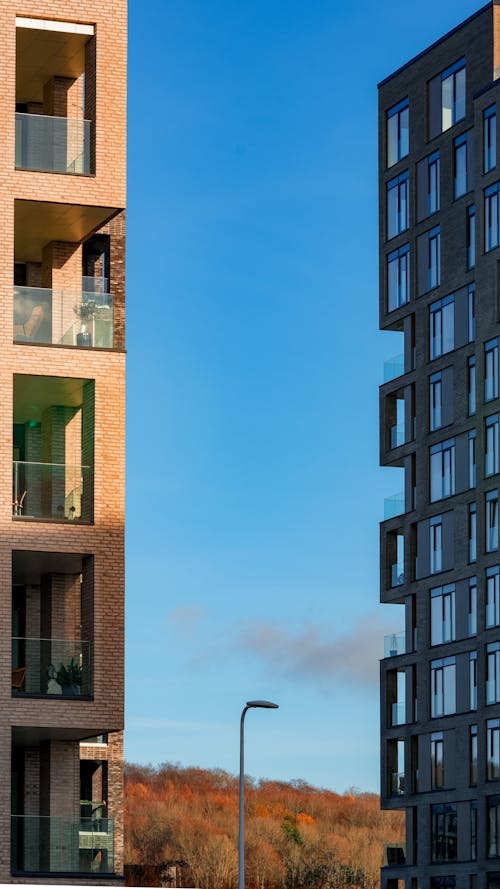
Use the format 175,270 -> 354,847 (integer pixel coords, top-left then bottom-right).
384,633 -> 406,657
384,353 -> 404,383
15,112 -> 91,175
384,492 -> 405,520
13,461 -> 92,522
11,815 -> 114,875
12,637 -> 91,697
14,286 -> 114,348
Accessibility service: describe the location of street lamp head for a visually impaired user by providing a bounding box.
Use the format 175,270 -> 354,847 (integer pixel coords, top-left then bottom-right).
246,700 -> 279,709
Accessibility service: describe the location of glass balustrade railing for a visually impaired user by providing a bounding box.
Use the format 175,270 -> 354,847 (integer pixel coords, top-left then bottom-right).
391,702 -> 406,726
11,815 -> 114,874
390,771 -> 405,795
13,461 -> 92,522
384,633 -> 405,657
14,286 -> 114,348
15,112 -> 91,174
383,354 -> 404,383
391,564 -> 405,587
12,637 -> 90,696
384,492 -> 405,520
390,423 -> 406,448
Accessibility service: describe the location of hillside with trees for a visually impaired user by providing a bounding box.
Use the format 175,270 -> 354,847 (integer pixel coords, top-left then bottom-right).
124,763 -> 404,888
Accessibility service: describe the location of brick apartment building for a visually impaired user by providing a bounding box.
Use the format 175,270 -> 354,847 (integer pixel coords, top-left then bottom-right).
0,1 -> 126,882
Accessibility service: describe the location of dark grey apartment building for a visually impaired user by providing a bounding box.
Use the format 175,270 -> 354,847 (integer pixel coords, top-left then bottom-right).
379,4 -> 500,889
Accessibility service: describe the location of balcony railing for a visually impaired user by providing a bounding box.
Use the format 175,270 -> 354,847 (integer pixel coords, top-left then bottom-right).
384,633 -> 405,657
14,286 -> 114,348
383,843 -> 406,867
383,354 -> 404,383
390,771 -> 405,796
12,637 -> 90,696
82,276 -> 109,294
80,800 -> 108,822
13,461 -> 92,523
390,423 -> 405,448
391,702 -> 406,726
384,492 -> 405,520
391,564 -> 405,587
15,112 -> 91,175
11,815 -> 114,874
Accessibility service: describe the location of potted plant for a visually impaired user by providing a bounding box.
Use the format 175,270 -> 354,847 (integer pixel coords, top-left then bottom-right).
74,297 -> 97,347
57,657 -> 82,695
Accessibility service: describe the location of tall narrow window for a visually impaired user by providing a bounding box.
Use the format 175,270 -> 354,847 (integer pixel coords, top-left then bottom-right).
471,801 -> 478,861
387,172 -> 409,239
430,516 -> 443,574
431,732 -> 444,789
442,60 -> 466,130
489,796 -> 500,857
428,151 -> 440,214
486,338 -> 499,401
454,133 -> 468,198
485,182 -> 500,252
470,725 -> 478,785
430,439 -> 456,502
469,430 -> 476,488
430,295 -> 454,359
468,356 -> 476,415
487,490 -> 499,553
487,415 -> 500,477
487,641 -> 500,704
487,566 -> 500,628
431,584 -> 455,645
470,651 -> 477,710
387,99 -> 409,168
468,577 -> 477,635
469,503 -> 477,563
430,372 -> 443,431
428,226 -> 441,289
431,803 -> 457,861
488,719 -> 500,779
485,105 -> 497,173
468,285 -> 475,341
388,245 -> 410,311
431,657 -> 456,716
467,206 -> 476,270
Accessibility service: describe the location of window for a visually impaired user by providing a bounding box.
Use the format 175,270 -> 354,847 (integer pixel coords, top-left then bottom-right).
489,796 -> 500,857
485,105 -> 497,173
428,151 -> 440,214
486,338 -> 499,401
430,372 -> 442,430
431,880 -> 456,889
387,172 -> 409,238
468,285 -> 475,341
430,516 -> 443,574
430,295 -> 454,359
387,99 -> 409,168
388,245 -> 410,311
454,133 -> 468,198
469,429 -> 476,488
487,641 -> 500,704
469,356 -> 476,415
442,60 -> 466,131
431,584 -> 455,645
487,415 -> 500,477
469,503 -> 477,563
428,226 -> 441,290
487,490 -> 499,553
431,656 -> 456,716
489,720 -> 500,780
431,732 -> 444,789
470,650 -> 477,710
430,439 -> 455,502
487,567 -> 500,628
468,576 -> 477,635
467,206 -> 476,270
486,182 -> 500,251
471,725 -> 478,785
431,803 -> 457,861
471,801 -> 478,861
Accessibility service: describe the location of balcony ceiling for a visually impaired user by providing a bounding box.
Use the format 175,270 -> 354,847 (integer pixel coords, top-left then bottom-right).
13,550 -> 84,583
12,726 -> 120,745
16,28 -> 88,104
15,200 -> 117,262
14,375 -> 87,423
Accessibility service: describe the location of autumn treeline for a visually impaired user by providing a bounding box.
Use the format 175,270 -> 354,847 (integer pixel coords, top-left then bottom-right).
124,763 -> 404,889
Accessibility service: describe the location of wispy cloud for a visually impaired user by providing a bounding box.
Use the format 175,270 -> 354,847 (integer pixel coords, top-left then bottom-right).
167,604 -> 206,634
235,613 -> 395,689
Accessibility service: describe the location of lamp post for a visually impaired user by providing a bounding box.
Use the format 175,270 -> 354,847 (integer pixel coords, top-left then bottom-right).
238,700 -> 279,889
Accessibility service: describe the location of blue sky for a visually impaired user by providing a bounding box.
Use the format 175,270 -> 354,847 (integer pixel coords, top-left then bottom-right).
125,0 -> 481,792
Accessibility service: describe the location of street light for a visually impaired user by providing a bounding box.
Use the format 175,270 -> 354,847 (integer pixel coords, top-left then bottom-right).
238,700 -> 279,889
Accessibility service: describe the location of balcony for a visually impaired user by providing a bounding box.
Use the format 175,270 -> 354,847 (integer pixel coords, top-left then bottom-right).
384,492 -> 405,520
15,112 -> 91,175
384,354 -> 404,383
11,815 -> 114,875
390,424 -> 405,449
384,633 -> 405,657
13,461 -> 92,522
14,286 -> 114,348
390,771 -> 405,796
12,637 -> 90,697
391,564 -> 405,587
391,702 -> 406,726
